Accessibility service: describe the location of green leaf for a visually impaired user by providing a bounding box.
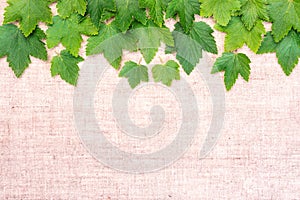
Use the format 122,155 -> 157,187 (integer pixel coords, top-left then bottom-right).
239,0 -> 269,30
190,21 -> 218,54
119,61 -> 149,88
100,10 -> 116,22
139,0 -> 168,27
4,0 -> 52,36
152,60 -> 180,86
166,0 -> 200,33
258,30 -> 300,76
200,0 -> 241,26
114,0 -> 147,32
57,0 -> 87,18
131,20 -> 174,64
86,22 -> 137,69
256,31 -> 277,53
269,0 -> 300,42
212,52 -> 251,91
169,21 -> 217,74
87,0 -> 116,28
0,24 -> 47,77
46,14 -> 98,57
51,50 -> 83,85
215,17 -> 266,53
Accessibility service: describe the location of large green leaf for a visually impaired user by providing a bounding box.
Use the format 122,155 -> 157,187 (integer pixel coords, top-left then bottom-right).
46,14 -> 98,57
168,22 -> 218,74
4,0 -> 52,36
200,0 -> 241,26
166,0 -> 200,33
131,20 -> 174,64
86,22 -> 137,69
114,0 -> 147,32
215,17 -> 266,53
87,0 -> 116,28
0,24 -> 47,77
57,0 -> 87,18
258,31 -> 300,76
239,0 -> 269,30
269,0 -> 300,42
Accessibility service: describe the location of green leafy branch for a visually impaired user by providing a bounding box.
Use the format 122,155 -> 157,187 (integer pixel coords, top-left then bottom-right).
0,0 -> 299,91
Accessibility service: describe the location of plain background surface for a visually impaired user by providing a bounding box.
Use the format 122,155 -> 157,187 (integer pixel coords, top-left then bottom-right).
0,1 -> 299,199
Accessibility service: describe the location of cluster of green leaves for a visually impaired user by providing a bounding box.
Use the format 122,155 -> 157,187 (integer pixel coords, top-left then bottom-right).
0,0 -> 299,91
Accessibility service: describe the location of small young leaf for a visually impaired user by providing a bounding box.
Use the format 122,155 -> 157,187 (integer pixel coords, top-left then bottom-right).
46,14 -> 98,57
212,52 -> 251,91
152,60 -> 180,86
51,50 -> 84,85
0,24 -> 47,77
119,61 -> 149,88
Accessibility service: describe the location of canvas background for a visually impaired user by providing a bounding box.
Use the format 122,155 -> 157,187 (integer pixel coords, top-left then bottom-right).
0,1 -> 299,199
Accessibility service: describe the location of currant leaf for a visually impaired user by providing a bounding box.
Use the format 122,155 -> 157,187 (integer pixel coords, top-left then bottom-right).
239,0 -> 269,30
51,50 -> 83,85
87,0 -> 116,28
190,22 -> 218,54
200,0 -> 241,26
258,30 -> 300,76
46,14 -> 98,57
0,24 -> 47,77
114,0 -> 147,32
86,22 -> 137,69
212,52 -> 251,91
269,0 -> 300,42
1,0 -> 298,90
139,0 -> 169,27
256,31 -> 277,53
131,20 -> 174,64
215,16 -> 266,53
100,10 -> 116,22
119,61 -> 149,88
57,0 -> 87,19
166,0 -> 200,33
168,21 -> 217,74
152,60 -> 180,86
4,0 -> 52,36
